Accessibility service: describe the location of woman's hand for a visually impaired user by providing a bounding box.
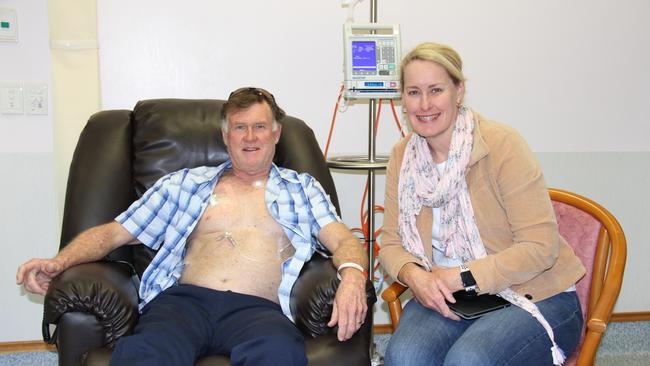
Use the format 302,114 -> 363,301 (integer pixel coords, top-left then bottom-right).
398,263 -> 460,320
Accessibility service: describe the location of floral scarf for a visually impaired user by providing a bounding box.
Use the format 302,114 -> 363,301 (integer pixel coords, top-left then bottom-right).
397,106 -> 566,365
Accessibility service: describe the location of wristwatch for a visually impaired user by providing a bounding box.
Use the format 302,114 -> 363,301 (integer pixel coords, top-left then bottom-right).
459,263 -> 477,294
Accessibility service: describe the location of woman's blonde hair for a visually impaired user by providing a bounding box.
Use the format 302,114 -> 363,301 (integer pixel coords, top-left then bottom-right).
400,42 -> 465,91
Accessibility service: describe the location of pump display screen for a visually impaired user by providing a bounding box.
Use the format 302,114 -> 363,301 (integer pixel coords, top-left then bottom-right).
351,41 -> 377,72
343,23 -> 400,99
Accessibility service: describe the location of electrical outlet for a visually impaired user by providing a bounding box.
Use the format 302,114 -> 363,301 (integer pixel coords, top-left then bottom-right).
0,82 -> 23,114
23,83 -> 48,115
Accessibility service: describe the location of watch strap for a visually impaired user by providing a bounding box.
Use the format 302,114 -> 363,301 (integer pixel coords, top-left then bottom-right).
459,263 -> 477,293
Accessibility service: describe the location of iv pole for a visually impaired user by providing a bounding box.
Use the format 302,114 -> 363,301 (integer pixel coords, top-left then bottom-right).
328,0 -> 390,281
327,0 -> 390,363
367,0 -> 379,290
367,2 -> 382,363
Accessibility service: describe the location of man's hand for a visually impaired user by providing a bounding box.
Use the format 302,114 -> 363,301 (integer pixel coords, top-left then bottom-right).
16,258 -> 63,295
327,268 -> 368,341
399,263 -> 460,321
16,222 -> 138,296
318,222 -> 369,341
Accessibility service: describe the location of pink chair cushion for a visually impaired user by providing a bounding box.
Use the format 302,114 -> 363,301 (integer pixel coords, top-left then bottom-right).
552,200 -> 602,364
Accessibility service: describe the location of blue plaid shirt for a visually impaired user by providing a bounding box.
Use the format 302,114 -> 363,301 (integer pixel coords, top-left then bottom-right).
116,161 -> 341,321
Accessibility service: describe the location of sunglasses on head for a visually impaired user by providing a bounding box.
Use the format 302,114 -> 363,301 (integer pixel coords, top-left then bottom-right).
228,87 -> 276,104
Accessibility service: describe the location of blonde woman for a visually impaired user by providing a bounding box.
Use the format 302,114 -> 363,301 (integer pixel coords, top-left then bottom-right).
379,43 -> 585,366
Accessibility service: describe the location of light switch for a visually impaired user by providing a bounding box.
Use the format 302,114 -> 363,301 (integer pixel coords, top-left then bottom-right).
0,82 -> 23,114
24,83 -> 48,115
0,7 -> 18,42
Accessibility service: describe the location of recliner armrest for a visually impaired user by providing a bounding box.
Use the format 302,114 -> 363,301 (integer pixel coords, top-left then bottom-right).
290,255 -> 377,338
44,261 -> 140,347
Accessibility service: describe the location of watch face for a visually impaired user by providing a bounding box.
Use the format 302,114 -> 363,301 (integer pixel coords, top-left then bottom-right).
460,269 -> 477,288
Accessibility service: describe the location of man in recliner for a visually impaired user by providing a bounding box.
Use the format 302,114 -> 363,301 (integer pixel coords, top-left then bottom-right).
16,87 -> 368,366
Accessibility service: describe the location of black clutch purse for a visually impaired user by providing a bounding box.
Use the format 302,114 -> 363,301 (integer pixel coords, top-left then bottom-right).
446,291 -> 511,319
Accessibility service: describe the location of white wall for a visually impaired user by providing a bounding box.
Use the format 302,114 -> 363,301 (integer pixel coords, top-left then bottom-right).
0,0 -> 58,341
3,0 -> 649,342
97,0 -> 650,153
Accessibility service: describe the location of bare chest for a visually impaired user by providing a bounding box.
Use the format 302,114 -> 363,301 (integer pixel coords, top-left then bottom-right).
193,179 -> 271,234
180,176 -> 294,302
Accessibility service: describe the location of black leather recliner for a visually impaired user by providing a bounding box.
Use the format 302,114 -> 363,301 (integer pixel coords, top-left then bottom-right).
43,99 -> 376,366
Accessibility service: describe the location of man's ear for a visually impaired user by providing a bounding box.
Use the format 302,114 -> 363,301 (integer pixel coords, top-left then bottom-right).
273,123 -> 282,144
221,128 -> 228,146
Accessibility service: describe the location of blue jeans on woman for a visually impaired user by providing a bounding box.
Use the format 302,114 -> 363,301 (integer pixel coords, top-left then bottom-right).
384,291 -> 583,366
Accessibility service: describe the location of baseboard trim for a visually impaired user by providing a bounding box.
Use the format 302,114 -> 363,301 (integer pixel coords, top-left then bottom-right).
373,324 -> 394,334
610,311 -> 650,322
0,340 -> 56,354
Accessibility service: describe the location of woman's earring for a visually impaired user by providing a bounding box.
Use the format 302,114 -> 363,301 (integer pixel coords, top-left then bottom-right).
456,101 -> 462,108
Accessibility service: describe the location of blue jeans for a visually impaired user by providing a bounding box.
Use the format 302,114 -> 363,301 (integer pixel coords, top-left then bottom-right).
110,284 -> 306,366
385,291 -> 583,366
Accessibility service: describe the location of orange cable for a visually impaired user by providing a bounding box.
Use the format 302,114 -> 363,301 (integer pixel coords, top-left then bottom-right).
389,99 -> 406,137
375,99 -> 382,138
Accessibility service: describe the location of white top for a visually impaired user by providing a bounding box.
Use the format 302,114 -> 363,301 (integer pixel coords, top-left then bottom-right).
430,161 -> 464,268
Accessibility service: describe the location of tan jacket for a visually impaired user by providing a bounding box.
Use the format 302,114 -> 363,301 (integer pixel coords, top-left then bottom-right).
378,114 -> 585,302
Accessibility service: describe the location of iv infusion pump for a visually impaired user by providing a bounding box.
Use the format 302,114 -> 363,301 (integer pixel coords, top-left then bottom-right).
343,23 -> 401,100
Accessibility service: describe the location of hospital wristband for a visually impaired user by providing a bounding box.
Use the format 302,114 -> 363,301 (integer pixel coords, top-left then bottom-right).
336,262 -> 366,280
